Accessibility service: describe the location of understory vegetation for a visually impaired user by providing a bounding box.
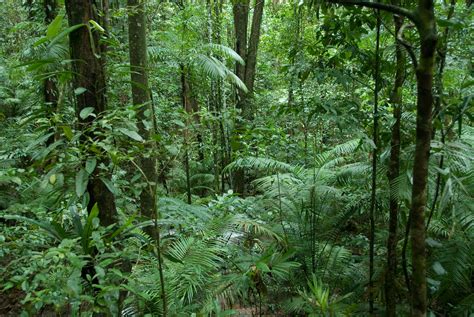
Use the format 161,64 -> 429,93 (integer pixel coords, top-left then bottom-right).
0,0 -> 473,316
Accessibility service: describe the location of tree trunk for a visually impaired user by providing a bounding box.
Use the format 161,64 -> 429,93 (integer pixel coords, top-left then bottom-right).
410,0 -> 437,315
233,0 -> 249,101
65,0 -> 117,226
426,0 -> 456,231
244,0 -> 264,98
127,0 -> 157,219
232,0 -> 264,194
385,12 -> 405,317
325,1 -> 436,315
181,65 -> 193,204
44,0 -> 59,146
368,10 -> 381,314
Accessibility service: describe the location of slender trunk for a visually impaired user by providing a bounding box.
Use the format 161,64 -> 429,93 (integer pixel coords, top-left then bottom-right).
65,0 -> 117,226
208,0 -> 223,193
127,0 -> 157,219
233,0 -> 249,99
232,0 -> 265,194
232,0 -> 249,194
410,0 -> 437,315
244,0 -> 265,98
180,65 -> 193,204
287,4 -> 302,109
44,0 -> 59,146
426,0 -> 456,231
385,12 -> 405,317
128,4 -> 167,313
323,1 -> 437,315
431,0 -> 455,139
368,10 -> 380,314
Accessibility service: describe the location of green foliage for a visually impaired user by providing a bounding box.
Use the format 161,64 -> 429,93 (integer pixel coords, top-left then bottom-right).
0,0 -> 472,315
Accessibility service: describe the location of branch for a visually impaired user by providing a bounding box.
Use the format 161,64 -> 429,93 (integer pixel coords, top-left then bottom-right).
397,23 -> 418,69
327,0 -> 418,25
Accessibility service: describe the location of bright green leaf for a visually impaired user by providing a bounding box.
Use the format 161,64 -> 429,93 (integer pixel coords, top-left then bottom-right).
89,20 -> 105,32
46,15 -> 64,39
85,157 -> 97,174
75,168 -> 89,197
62,125 -> 73,140
100,177 -> 118,195
79,107 -> 95,119
75,87 -> 87,95
118,128 -> 143,142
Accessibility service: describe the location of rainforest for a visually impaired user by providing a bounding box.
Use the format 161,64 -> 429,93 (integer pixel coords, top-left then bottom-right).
0,0 -> 473,315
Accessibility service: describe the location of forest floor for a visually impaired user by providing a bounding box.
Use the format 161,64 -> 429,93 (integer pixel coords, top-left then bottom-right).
0,289 -> 24,316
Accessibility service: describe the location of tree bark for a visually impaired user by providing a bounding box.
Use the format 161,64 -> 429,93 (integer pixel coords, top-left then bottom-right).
410,0 -> 437,315
127,0 -> 157,219
368,10 -> 381,314
244,0 -> 264,97
44,0 -> 59,146
232,0 -> 265,194
233,0 -> 249,99
65,0 -> 117,226
385,12 -> 405,317
180,65 -> 193,204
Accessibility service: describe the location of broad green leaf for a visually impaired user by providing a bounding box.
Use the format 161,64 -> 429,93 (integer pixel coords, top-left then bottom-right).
75,87 -> 87,95
46,15 -> 63,39
100,177 -> 118,195
62,125 -> 73,140
75,168 -> 89,197
49,23 -> 85,47
118,128 -> 143,142
85,157 -> 97,174
79,107 -> 95,119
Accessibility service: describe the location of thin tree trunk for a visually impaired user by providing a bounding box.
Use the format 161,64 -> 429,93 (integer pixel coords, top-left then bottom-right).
368,10 -> 380,314
65,0 -> 118,226
232,0 -> 265,194
385,12 -> 405,317
127,0 -> 157,219
180,65 -> 193,204
431,0 -> 455,139
410,0 -> 437,315
233,0 -> 249,99
44,0 -> 59,146
426,0 -> 456,231
244,0 -> 264,100
232,0 -> 250,194
127,3 -> 167,314
325,1 -> 437,314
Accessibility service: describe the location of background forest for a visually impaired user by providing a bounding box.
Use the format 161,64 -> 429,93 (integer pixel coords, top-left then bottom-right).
0,0 -> 473,315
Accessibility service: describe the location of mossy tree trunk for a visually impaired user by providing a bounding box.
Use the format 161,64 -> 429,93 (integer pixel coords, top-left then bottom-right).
410,1 -> 437,315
